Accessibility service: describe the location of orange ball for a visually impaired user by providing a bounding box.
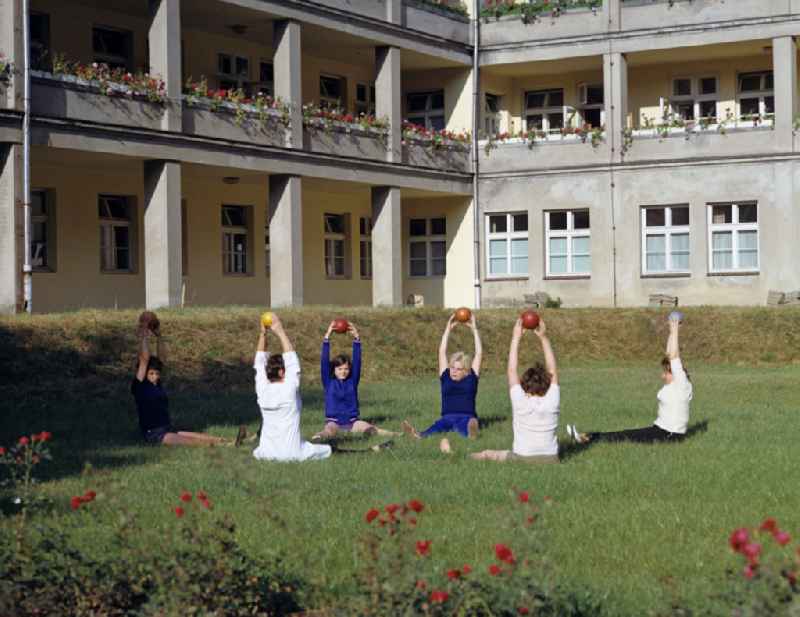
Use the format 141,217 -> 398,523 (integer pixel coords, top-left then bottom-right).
454,307 -> 472,323
521,310 -> 540,330
332,318 -> 349,334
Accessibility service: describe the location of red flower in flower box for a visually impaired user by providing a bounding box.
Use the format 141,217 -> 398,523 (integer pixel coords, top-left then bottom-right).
446,569 -> 460,580
407,499 -> 424,513
495,543 -> 515,564
415,540 -> 432,556
429,590 -> 449,604
488,564 -> 502,576
365,508 -> 380,523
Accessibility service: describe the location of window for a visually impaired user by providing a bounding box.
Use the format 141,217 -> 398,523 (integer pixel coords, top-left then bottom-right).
667,77 -> 718,121
217,53 -> 249,91
255,61 -> 274,97
641,206 -> 690,275
355,82 -> 376,116
31,190 -> 55,271
487,213 -> 528,277
222,205 -> 249,275
264,222 -> 270,277
359,217 -> 373,279
409,217 -> 446,277
484,93 -> 501,135
545,210 -> 591,277
29,13 -> 50,71
406,91 -> 445,131
738,71 -> 774,119
320,74 -> 346,110
577,84 -> 604,128
324,213 -> 349,278
708,203 -> 759,273
92,26 -> 133,70
525,89 -> 565,134
99,195 -> 133,272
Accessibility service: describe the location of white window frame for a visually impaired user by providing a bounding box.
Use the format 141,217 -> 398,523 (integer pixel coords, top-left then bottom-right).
217,52 -> 249,91
641,205 -> 691,276
737,71 -> 774,120
545,209 -> 591,278
99,195 -> 132,273
359,216 -> 373,279
92,25 -> 132,69
485,212 -> 529,279
320,74 -> 346,110
577,83 -> 604,128
707,202 -> 759,274
408,217 -> 446,278
324,213 -> 347,279
664,76 -> 719,122
406,91 -> 445,131
524,88 -> 567,134
222,205 -> 249,275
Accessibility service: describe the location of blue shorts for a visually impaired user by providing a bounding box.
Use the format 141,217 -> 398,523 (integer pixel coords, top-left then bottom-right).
142,425 -> 175,444
421,414 -> 476,438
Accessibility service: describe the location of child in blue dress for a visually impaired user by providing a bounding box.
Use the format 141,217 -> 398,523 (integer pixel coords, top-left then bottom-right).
402,312 -> 483,442
312,321 -> 396,441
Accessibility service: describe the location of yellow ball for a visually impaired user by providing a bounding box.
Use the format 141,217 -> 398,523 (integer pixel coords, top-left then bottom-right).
260,311 -> 273,328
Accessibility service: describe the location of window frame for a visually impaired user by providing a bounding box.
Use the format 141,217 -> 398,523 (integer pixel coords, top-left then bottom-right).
544,209 -> 591,278
667,76 -> 719,122
485,212 -> 529,279
640,205 -> 691,276
355,82 -> 376,116
30,188 -> 55,272
29,12 -> 51,71
99,194 -> 134,273
484,92 -> 502,135
320,74 -> 347,110
406,90 -> 446,131
217,52 -> 250,91
324,212 -> 349,279
359,216 -> 373,280
707,202 -> 760,274
576,83 -> 604,129
408,217 -> 447,278
92,25 -> 133,70
524,88 -> 566,134
736,71 -> 774,120
221,204 -> 250,276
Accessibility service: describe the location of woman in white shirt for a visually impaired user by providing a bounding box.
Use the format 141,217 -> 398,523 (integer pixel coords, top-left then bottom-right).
470,317 -> 560,463
252,313 -> 332,462
567,318 -> 692,444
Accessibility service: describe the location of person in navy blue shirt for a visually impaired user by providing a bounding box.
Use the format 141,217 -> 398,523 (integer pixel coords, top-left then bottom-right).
402,312 -> 483,445
131,313 -> 243,447
312,321 -> 397,441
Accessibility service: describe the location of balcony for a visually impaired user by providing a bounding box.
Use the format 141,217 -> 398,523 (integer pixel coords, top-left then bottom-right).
480,1 -> 607,47
479,131 -> 610,172
620,0 -> 793,31
404,0 -> 471,45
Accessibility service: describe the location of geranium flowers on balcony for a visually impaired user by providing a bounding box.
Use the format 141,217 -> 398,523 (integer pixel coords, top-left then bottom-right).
51,54 -> 166,103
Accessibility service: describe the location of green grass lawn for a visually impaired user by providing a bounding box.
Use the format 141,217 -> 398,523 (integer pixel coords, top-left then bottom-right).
3,350 -> 799,615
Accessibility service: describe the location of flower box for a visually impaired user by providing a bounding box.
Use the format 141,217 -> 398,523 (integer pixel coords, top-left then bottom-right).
478,135 -> 609,172
404,138 -> 471,172
182,99 -> 287,147
480,2 -> 605,46
625,124 -> 778,162
303,120 -> 389,160
620,0 -> 785,30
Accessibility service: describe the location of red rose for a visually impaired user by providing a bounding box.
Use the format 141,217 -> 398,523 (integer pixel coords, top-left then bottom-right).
774,531 -> 791,546
495,543 -> 515,564
196,490 -> 208,501
40,431 -> 52,442
365,508 -> 380,523
760,518 -> 778,533
429,590 -> 449,604
415,540 -> 431,556
446,569 -> 460,580
743,543 -> 761,565
180,491 -> 192,503
70,496 -> 82,510
518,491 -> 530,503
729,528 -> 749,553
407,499 -> 424,513
462,564 -> 472,574
174,506 -> 185,518
83,490 -> 96,502
385,503 -> 400,515
18,436 -> 29,446
518,608 -> 530,616
488,564 -> 502,576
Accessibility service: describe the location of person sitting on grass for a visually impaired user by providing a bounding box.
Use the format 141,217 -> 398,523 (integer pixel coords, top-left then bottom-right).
312,321 -> 397,442
252,312 -> 332,462
566,317 -> 692,445
131,315 -> 244,447
469,317 -> 560,463
402,312 -> 483,443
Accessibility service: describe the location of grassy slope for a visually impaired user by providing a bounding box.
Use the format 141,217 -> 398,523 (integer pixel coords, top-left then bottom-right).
1,306 -> 800,614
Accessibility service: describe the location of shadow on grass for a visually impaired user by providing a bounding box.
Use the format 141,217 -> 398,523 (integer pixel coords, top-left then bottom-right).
479,415 -> 507,430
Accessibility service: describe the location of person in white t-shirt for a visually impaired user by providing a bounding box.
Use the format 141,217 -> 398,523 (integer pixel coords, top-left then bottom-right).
252,313 -> 332,462
470,317 -> 560,463
566,318 -> 692,445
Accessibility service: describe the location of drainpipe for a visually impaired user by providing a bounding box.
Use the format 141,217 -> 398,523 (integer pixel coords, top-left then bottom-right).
471,0 -> 481,309
22,0 -> 32,313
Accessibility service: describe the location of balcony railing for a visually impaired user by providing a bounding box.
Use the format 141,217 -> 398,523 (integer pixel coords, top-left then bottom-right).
480,0 -> 606,45
620,0 -> 791,31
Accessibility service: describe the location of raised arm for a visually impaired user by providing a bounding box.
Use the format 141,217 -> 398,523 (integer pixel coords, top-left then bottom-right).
535,320 -> 558,385
468,313 -> 483,376
349,322 -> 362,385
271,314 -> 294,353
136,331 -> 152,382
254,320 -> 268,392
666,320 -> 680,360
320,321 -> 334,387
507,318 -> 523,388
438,314 -> 456,374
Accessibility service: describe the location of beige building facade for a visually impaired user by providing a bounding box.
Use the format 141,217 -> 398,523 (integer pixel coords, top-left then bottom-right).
1,0 -> 800,313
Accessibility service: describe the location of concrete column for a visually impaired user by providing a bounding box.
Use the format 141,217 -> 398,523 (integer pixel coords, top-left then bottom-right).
274,20 -> 302,148
606,0 -> 621,32
773,36 -> 797,151
269,175 -> 303,306
375,46 -> 402,163
604,52 -> 628,163
371,186 -> 402,306
0,0 -> 24,110
148,0 -> 182,132
0,144 -> 22,313
144,160 -> 182,308
386,0 -> 402,24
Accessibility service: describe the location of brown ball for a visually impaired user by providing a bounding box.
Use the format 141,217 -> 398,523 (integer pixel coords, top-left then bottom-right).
138,310 -> 160,336
332,318 -> 349,334
454,307 -> 472,323
521,310 -> 540,330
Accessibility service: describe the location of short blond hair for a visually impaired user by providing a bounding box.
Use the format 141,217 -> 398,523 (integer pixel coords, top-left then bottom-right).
449,351 -> 472,370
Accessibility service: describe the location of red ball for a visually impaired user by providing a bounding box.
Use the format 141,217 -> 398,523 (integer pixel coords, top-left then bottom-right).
521,310 -> 540,330
454,307 -> 472,323
332,318 -> 349,334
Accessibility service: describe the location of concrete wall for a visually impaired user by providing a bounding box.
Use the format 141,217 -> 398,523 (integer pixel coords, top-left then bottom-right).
479,160 -> 800,307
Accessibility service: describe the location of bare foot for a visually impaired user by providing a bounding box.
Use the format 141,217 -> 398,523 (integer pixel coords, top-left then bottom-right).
439,437 -> 451,454
467,418 -> 479,439
401,420 -> 421,439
